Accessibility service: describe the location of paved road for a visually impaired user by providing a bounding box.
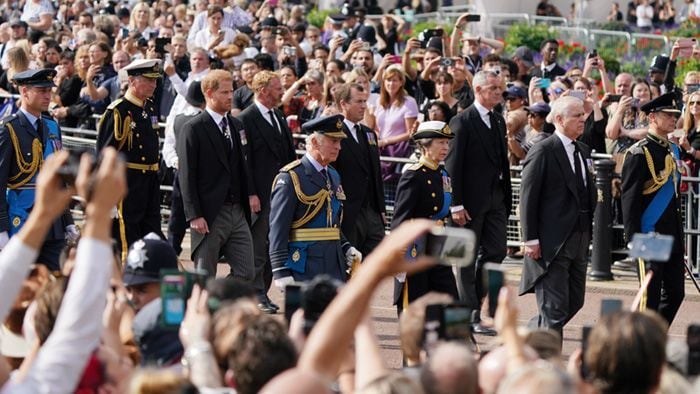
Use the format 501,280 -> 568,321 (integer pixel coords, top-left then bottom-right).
186,255 -> 700,369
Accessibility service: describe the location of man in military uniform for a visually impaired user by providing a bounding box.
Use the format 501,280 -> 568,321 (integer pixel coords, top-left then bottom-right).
268,115 -> 361,289
621,92 -> 685,325
0,69 -> 76,270
97,59 -> 164,261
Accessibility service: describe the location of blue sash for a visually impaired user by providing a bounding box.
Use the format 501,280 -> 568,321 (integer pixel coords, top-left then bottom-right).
640,143 -> 680,233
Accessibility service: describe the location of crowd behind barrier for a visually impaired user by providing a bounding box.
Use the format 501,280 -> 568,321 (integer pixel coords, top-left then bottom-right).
1,1 -> 700,393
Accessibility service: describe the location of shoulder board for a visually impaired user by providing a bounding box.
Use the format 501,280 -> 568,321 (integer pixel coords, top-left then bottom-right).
405,162 -> 423,171
107,98 -> 124,110
626,140 -> 647,155
280,160 -> 301,172
0,113 -> 18,127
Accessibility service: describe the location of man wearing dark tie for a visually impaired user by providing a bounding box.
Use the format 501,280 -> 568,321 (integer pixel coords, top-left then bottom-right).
445,70 -> 511,335
177,69 -> 254,280
519,96 -> 596,340
528,39 -> 567,80
333,83 -> 385,256
238,70 -> 296,313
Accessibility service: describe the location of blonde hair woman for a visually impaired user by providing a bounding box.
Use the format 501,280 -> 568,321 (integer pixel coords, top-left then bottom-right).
369,65 -> 418,185
129,2 -> 157,39
0,47 -> 30,95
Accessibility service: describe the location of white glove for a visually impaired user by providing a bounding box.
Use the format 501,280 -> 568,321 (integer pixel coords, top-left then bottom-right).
345,247 -> 362,267
65,224 -> 80,242
0,231 -> 8,249
274,276 -> 295,292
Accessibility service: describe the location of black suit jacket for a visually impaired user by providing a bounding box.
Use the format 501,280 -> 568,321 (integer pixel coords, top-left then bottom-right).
444,104 -> 512,216
177,110 -> 251,249
332,122 -> 384,230
237,104 -> 296,208
518,134 -> 596,294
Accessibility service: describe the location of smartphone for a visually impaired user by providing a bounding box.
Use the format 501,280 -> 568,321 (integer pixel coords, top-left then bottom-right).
537,78 -> 551,89
581,325 -> 592,380
121,27 -> 129,39
607,94 -> 622,103
628,232 -> 674,261
678,38 -> 697,58
688,324 -> 700,376
269,0 -> 278,7
284,284 -> 302,324
423,304 -> 445,347
442,304 -> 472,340
155,37 -> 169,53
600,298 -> 622,316
631,97 -> 640,108
161,273 -> 187,327
360,41 -> 371,51
484,263 -> 504,318
423,226 -> 476,267
283,46 -> 296,56
440,57 -> 454,68
57,149 -> 95,186
389,55 -> 402,64
569,90 -> 586,101
465,14 -> 481,22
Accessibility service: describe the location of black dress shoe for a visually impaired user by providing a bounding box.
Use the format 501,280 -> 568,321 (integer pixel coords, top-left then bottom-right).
471,323 -> 497,336
257,301 -> 277,314
267,299 -> 280,311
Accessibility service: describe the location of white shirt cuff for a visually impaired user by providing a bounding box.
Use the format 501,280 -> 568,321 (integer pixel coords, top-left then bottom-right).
450,205 -> 465,213
524,239 -> 540,246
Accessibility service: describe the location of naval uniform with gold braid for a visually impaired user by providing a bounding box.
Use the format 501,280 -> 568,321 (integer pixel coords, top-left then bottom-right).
391,157 -> 460,312
97,92 -> 164,260
621,132 -> 685,324
268,155 -> 351,282
0,111 -> 73,269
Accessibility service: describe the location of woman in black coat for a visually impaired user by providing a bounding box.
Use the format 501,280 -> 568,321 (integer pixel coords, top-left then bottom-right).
392,121 -> 460,313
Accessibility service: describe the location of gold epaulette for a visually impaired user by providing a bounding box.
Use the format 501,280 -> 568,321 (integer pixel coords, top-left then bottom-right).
280,160 -> 301,172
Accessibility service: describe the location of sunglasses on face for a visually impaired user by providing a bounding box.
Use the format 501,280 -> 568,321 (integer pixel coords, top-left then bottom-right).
549,87 -> 564,95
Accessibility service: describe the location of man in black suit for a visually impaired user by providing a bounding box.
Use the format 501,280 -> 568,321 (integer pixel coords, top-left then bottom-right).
238,70 -> 296,313
333,83 -> 385,256
518,96 -> 596,340
177,69 -> 254,281
445,70 -> 511,335
528,39 -> 567,80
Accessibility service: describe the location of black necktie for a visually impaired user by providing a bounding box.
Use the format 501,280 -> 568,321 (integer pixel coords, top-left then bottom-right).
487,111 -> 496,129
354,124 -> 361,143
219,117 -> 232,149
572,142 -> 585,190
35,118 -> 44,141
269,110 -> 280,134
320,168 -> 330,189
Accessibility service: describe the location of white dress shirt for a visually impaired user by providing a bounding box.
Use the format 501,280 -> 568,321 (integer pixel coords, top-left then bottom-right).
343,119 -> 359,142
305,152 -> 327,173
554,130 -> 587,187
254,100 -> 278,130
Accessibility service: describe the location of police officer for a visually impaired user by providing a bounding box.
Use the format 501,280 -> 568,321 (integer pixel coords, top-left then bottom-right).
392,121 -> 460,313
621,92 -> 684,325
268,114 -> 361,289
97,59 -> 164,261
0,68 -> 76,270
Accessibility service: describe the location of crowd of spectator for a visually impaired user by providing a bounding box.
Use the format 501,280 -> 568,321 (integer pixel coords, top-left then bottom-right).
0,0 -> 700,392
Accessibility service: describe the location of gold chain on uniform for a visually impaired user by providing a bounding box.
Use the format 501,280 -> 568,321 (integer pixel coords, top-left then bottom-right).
641,146 -> 677,195
5,123 -> 43,189
287,170 -> 332,229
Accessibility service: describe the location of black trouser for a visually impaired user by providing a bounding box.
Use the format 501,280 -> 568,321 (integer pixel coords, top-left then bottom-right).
344,205 -> 385,257
114,171 -> 164,261
457,187 -> 507,319
533,215 -> 591,339
643,252 -> 685,325
167,171 -> 188,256
250,204 -> 273,298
